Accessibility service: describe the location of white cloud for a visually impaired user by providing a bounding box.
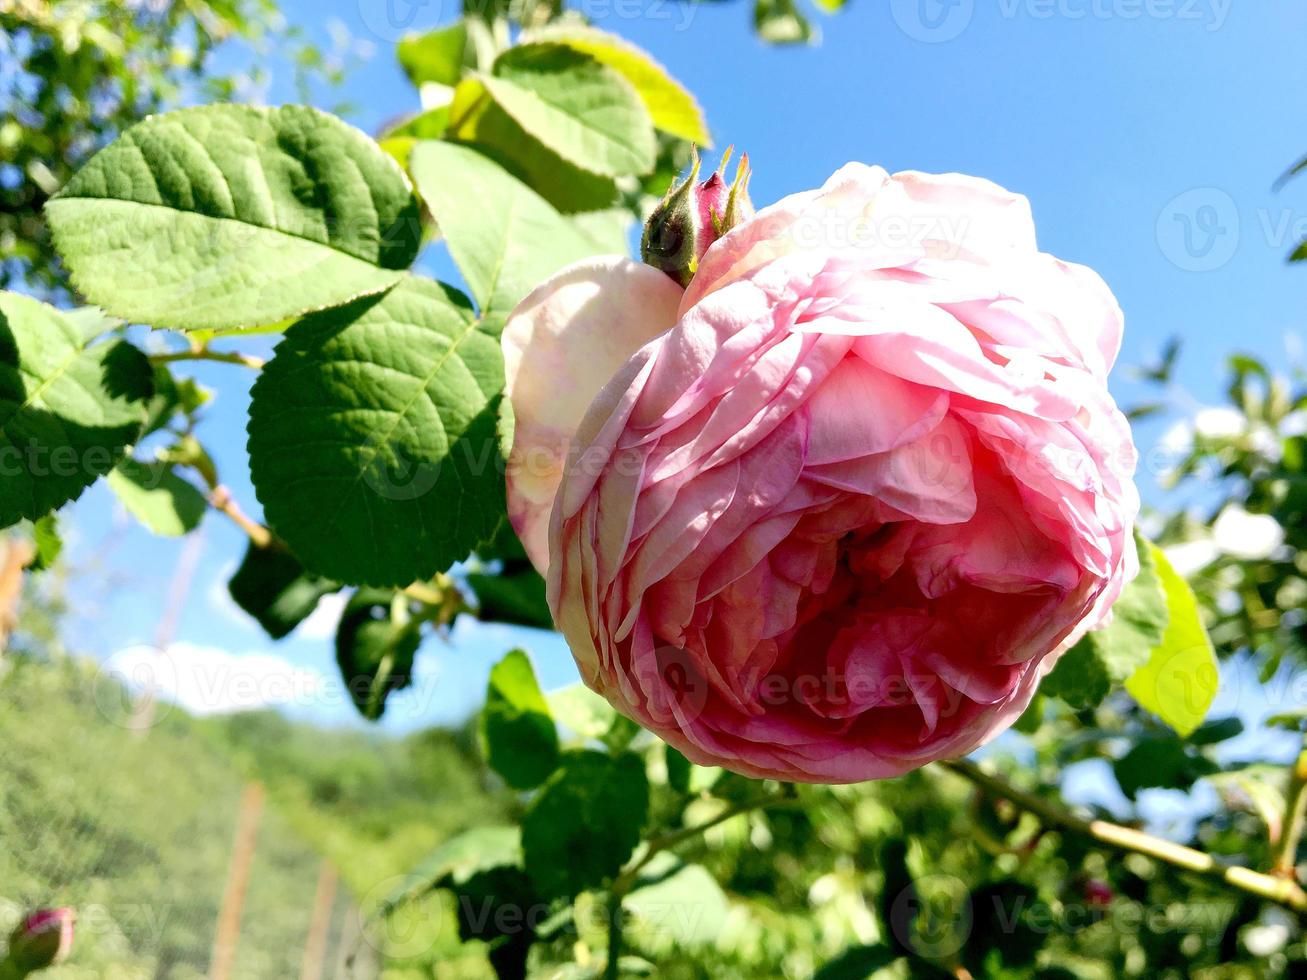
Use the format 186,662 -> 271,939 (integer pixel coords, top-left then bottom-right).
296,592 -> 348,641
104,642 -> 329,716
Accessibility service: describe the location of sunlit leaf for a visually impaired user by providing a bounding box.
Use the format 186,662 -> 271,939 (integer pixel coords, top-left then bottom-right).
524,26 -> 710,145
46,105 -> 422,332
482,649 -> 560,790
482,44 -> 657,178
106,459 -> 208,537
408,141 -> 600,332
1125,544 -> 1219,736
0,291 -> 151,528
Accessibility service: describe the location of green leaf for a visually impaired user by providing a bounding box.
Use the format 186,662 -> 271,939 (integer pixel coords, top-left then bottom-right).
382,825 -> 523,914
143,364 -> 211,437
624,853 -> 730,948
1112,734 -> 1217,799
446,78 -> 622,214
522,750 -> 649,899
548,682 -> 618,741
335,588 -> 421,721
468,566 -> 553,630
813,945 -> 899,980
665,744 -> 692,794
30,514 -> 62,571
754,0 -> 818,44
1125,544 -> 1219,736
1043,533 -> 1169,709
106,458 -> 207,537
46,105 -> 422,332
483,44 -> 657,178
571,208 -> 635,255
1188,716 -> 1244,745
397,23 -> 469,87
0,291 -> 151,528
228,541 -> 340,641
1206,766 -> 1289,844
408,140 -> 602,332
482,649 -> 560,790
247,275 -> 505,587
524,27 -> 710,145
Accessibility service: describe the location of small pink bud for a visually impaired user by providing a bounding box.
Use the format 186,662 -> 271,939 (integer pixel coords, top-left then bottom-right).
4,908 -> 75,974
641,148 -> 754,288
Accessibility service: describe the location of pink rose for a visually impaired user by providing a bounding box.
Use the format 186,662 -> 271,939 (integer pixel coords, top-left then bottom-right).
503,163 -> 1139,783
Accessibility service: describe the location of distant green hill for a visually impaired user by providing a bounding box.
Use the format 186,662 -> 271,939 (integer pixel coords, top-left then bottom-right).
0,654 -> 509,979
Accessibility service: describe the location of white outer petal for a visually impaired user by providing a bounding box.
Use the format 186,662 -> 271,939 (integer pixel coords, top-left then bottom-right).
503,256 -> 683,574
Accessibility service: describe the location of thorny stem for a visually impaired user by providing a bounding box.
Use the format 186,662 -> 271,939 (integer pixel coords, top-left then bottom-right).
941,758 -> 1307,915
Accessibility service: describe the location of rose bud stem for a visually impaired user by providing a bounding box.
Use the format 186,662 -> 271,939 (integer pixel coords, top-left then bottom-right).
640,147 -> 754,288
1,908 -> 75,977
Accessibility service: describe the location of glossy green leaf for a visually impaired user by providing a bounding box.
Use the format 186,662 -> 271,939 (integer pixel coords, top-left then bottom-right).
0,291 -> 151,528
106,459 -> 208,537
46,105 -> 422,332
522,750 -> 649,899
524,27 -> 710,145
482,649 -> 560,790
483,44 -> 657,178
228,541 -> 340,641
408,141 -> 600,332
1125,544 -> 1219,736
247,275 -> 505,586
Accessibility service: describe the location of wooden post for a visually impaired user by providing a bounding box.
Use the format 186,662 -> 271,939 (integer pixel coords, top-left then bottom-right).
209,782 -> 265,980
298,861 -> 339,980
0,536 -> 34,654
129,531 -> 205,734
331,903 -> 362,980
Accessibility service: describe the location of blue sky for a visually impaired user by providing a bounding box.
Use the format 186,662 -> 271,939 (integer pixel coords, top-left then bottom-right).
54,1 -> 1307,743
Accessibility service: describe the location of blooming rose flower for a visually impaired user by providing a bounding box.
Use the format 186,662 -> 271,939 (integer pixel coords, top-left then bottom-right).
503,163 -> 1139,782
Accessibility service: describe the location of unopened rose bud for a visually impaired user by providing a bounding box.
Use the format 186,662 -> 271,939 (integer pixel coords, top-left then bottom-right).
3,908 -> 75,975
641,149 -> 754,288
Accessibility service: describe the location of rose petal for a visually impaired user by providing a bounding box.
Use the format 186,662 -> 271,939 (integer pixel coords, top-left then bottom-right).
503,257 -> 683,573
